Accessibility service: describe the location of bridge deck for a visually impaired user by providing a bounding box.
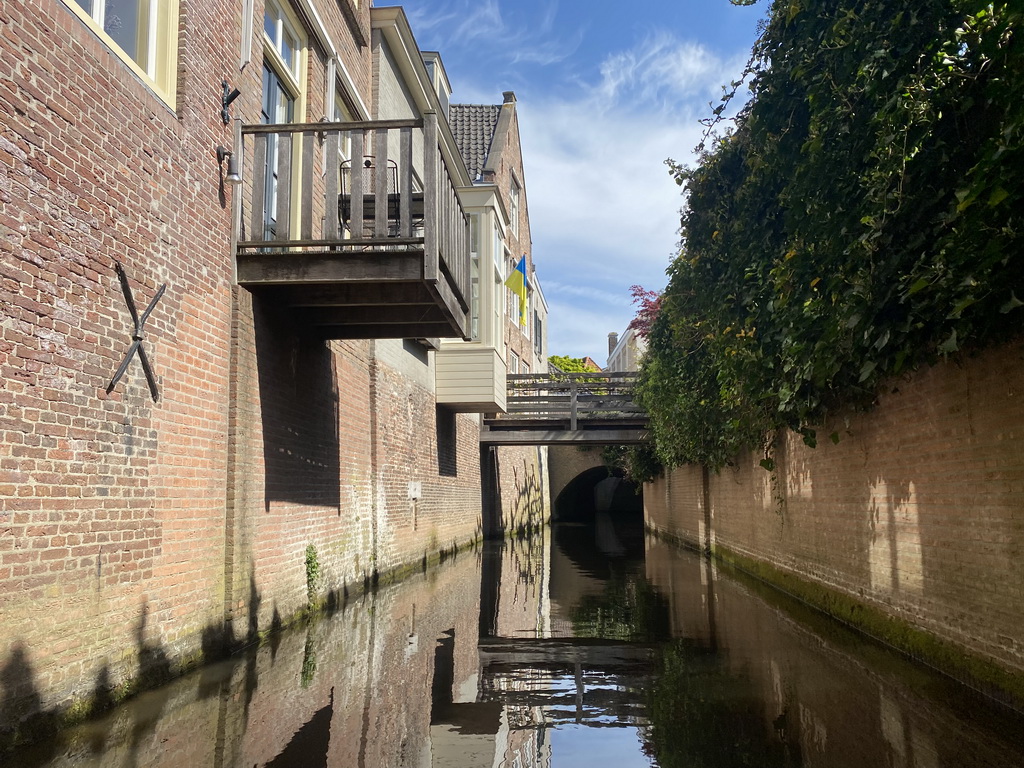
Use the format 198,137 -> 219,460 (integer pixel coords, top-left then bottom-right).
480,372 -> 649,445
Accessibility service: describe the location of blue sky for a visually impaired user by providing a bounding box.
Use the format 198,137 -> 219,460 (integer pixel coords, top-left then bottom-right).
378,0 -> 766,362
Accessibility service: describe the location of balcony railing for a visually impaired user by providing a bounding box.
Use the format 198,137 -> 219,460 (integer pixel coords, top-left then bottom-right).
234,114 -> 471,340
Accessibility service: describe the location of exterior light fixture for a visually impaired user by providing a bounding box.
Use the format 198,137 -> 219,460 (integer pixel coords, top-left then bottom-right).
217,146 -> 241,186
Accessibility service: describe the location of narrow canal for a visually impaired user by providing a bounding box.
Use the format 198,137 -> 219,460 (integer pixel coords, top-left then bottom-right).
11,511 -> 1024,767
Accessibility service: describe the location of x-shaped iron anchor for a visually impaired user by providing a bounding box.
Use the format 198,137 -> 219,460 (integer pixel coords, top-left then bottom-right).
107,261 -> 166,402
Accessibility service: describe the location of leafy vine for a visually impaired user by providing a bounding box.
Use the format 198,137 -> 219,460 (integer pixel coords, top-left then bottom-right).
641,0 -> 1023,470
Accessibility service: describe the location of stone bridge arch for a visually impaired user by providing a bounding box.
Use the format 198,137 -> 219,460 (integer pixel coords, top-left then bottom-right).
548,445 -> 606,503
547,445 -> 642,521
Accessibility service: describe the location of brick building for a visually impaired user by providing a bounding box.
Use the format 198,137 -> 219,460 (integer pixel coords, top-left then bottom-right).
0,0 -> 548,740
448,92 -> 551,538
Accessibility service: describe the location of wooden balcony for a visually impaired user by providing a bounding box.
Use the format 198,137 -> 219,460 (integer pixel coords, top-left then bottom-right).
235,115 -> 471,340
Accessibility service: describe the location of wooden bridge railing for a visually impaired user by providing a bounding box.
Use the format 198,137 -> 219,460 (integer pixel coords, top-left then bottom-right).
501,372 -> 646,430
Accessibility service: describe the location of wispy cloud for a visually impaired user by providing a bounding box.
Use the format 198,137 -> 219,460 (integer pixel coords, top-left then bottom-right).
393,1 -> 753,359
523,35 -> 748,357
399,0 -> 583,69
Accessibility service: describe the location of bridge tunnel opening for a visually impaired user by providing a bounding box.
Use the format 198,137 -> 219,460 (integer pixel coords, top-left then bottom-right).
552,466 -> 644,575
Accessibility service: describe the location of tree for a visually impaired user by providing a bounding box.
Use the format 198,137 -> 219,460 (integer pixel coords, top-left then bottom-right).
626,285 -> 661,340
548,355 -> 600,373
640,0 -> 1024,469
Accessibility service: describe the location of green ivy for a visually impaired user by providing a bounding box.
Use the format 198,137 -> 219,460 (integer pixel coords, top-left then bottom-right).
642,0 -> 1023,469
305,544 -> 320,606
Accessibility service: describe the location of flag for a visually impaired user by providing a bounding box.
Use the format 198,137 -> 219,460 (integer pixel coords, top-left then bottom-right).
504,255 -> 529,326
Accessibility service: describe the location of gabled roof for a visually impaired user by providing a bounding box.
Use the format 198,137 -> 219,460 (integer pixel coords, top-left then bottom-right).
449,104 -> 501,181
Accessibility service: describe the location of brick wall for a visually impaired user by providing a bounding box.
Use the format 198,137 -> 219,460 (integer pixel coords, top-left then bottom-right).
645,340 -> 1024,679
494,445 -> 549,535
547,445 -> 605,504
0,0 -> 501,740
1,0 -> 238,729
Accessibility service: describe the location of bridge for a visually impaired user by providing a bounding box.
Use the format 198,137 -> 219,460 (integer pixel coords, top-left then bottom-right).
479,372 -> 649,445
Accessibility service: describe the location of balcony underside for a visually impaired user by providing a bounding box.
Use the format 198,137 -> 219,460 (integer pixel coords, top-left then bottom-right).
236,246 -> 470,340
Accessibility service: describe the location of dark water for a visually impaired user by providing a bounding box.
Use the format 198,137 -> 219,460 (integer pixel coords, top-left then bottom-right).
9,516 -> 1024,767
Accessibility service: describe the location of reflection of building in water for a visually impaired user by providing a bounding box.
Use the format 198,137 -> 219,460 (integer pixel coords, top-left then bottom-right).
428,533 -> 650,767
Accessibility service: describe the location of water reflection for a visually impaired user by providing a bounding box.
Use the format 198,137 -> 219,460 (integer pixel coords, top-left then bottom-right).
10,517 -> 1024,767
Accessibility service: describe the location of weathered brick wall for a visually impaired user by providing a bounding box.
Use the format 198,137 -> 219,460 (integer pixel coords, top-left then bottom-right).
495,445 -> 549,535
645,341 -> 1024,676
225,289 -> 379,639
548,445 -> 604,504
1,0 -> 238,728
369,350 -> 485,571
0,0 -> 496,740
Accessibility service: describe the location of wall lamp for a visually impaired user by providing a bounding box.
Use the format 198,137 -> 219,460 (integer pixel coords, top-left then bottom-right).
217,146 -> 241,186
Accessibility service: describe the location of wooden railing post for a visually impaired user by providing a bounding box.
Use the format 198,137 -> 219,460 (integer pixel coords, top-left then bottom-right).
423,111 -> 438,281
570,378 -> 578,431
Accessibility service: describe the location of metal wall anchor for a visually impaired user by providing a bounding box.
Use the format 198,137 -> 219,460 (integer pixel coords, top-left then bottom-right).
107,261 -> 166,402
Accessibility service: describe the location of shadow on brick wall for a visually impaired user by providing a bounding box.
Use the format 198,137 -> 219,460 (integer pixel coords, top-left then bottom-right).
0,576 -> 270,759
254,295 -> 342,510
506,460 -> 546,536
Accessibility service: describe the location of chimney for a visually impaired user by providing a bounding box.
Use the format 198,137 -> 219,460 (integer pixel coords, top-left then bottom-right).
608,332 -> 619,357
503,91 -> 516,103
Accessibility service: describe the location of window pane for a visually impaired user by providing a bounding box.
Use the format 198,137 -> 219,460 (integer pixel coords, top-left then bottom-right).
104,0 -> 149,72
264,2 -> 276,41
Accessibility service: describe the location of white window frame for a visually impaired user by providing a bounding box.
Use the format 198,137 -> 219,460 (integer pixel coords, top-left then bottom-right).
261,0 -> 307,239
64,0 -> 179,107
509,177 -> 521,238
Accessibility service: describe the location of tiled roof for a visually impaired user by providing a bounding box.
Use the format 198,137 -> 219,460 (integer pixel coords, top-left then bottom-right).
449,104 -> 501,181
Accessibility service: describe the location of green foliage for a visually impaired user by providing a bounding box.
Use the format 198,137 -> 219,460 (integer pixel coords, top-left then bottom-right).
304,544 -> 320,606
644,640 -> 793,767
569,572 -> 671,642
300,631 -> 317,688
601,444 -> 664,484
548,355 -> 598,372
643,0 -> 1023,468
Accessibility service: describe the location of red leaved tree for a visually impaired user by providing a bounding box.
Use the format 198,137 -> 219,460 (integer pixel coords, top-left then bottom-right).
626,285 -> 661,339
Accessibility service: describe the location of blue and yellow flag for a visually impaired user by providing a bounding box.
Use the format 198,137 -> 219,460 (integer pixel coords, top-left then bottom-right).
504,256 -> 529,325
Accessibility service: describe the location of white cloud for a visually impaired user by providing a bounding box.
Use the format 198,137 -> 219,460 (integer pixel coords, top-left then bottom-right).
516,35 -> 749,358
395,2 -> 753,360
399,0 -> 583,70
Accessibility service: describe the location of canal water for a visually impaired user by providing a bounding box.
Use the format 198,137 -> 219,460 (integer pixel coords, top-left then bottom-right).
9,515 -> 1024,767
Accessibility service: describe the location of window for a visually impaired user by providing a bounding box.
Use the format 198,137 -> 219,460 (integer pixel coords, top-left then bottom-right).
506,255 -> 518,323
264,0 -> 301,79
492,261 -> 503,348
261,0 -> 305,239
66,0 -> 179,104
509,352 -> 519,375
509,177 -> 520,237
523,287 -> 531,340
332,86 -> 353,162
